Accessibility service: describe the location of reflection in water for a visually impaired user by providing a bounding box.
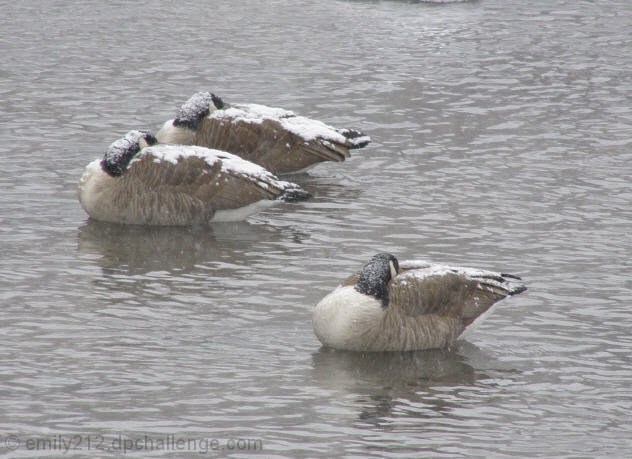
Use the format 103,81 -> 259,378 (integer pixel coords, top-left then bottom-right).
77,218 -> 308,275
311,341 -> 512,425
313,345 -> 474,390
75,217 -> 314,315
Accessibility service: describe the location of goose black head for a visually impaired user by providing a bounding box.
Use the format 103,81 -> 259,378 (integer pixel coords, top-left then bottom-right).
355,253 -> 399,307
101,130 -> 157,177
173,91 -> 225,129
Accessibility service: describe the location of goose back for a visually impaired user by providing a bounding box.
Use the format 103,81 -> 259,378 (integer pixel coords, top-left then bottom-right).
79,144 -> 303,226
196,113 -> 348,174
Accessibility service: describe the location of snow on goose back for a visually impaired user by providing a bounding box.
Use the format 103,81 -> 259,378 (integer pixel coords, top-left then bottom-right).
78,130 -> 310,226
312,253 -> 527,352
156,91 -> 371,175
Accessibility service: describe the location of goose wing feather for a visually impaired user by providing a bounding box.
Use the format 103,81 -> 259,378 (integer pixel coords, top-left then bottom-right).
388,261 -> 526,325
114,148 -> 284,225
195,104 -> 365,174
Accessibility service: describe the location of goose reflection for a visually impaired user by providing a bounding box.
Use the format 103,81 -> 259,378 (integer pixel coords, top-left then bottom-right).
313,343 -> 478,390
312,341 -> 513,425
77,219 -> 307,276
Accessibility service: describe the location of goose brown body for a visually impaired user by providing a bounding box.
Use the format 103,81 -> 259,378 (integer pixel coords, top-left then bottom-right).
313,255 -> 527,352
156,92 -> 371,175
78,132 -> 309,226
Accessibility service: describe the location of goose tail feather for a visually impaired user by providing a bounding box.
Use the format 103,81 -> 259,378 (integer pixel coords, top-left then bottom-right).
339,128 -> 371,149
277,184 -> 311,203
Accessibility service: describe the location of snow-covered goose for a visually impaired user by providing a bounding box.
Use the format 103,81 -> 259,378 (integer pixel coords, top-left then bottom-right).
312,253 -> 527,352
156,91 -> 371,175
78,130 -> 310,226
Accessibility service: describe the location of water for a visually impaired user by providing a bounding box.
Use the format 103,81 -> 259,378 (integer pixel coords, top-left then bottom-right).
2,0 -> 631,456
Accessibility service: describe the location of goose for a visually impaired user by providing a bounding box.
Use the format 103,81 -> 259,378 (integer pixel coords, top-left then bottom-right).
312,253 -> 527,352
78,130 -> 310,226
156,91 -> 371,175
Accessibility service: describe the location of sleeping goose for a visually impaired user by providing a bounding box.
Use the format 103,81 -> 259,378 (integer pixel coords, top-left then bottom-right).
312,253 -> 527,352
78,130 -> 310,226
156,91 -> 371,175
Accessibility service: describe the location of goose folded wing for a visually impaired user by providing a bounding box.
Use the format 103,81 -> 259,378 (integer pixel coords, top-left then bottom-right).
125,151 -> 281,212
388,263 -> 524,325
196,104 -> 366,173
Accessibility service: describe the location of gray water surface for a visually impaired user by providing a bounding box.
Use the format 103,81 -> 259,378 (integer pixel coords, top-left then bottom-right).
2,0 -> 632,456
